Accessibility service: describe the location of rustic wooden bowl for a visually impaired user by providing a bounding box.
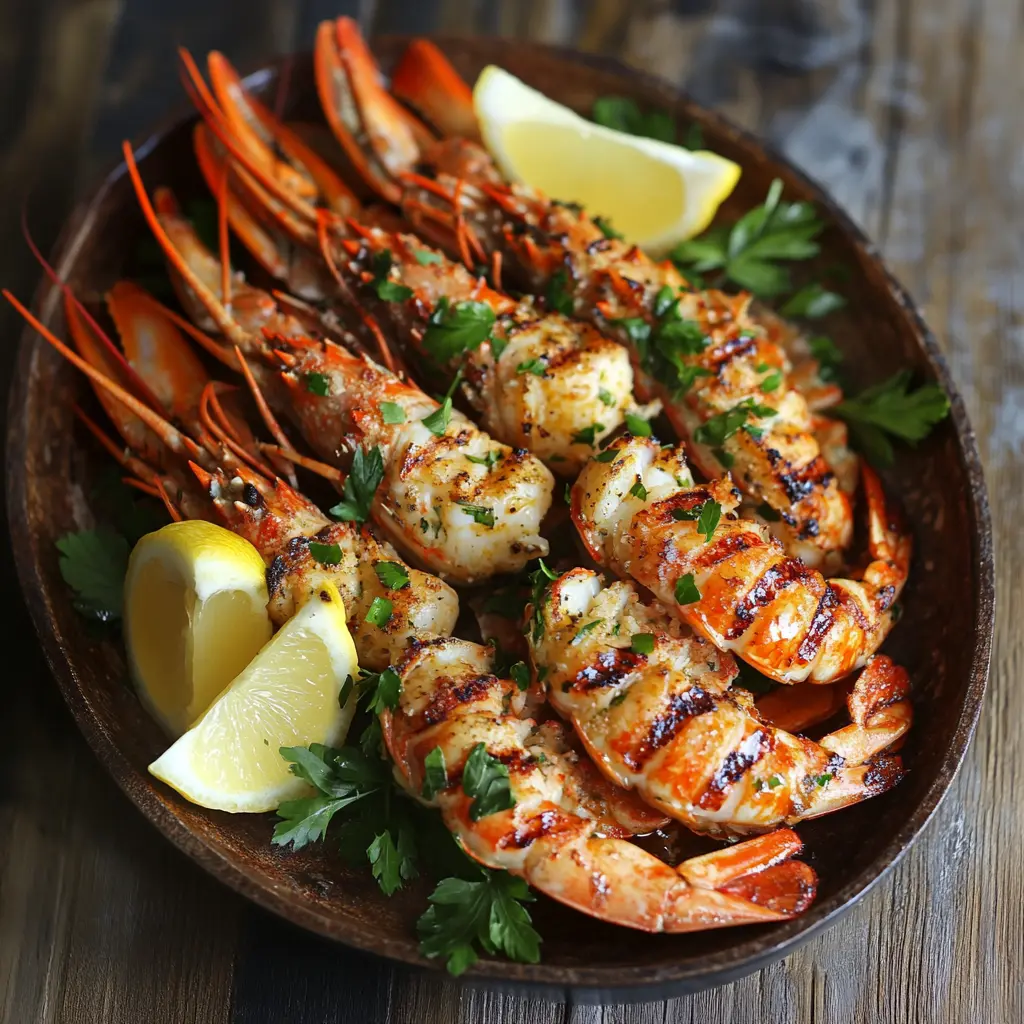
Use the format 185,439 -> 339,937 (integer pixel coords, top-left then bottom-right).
5,36 -> 994,1003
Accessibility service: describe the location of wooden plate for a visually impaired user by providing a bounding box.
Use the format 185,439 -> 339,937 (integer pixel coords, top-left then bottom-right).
5,36 -> 994,1003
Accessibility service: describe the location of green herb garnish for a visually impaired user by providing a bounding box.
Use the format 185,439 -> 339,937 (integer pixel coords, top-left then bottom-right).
328,445 -> 384,524
674,573 -> 701,605
308,541 -> 342,566
374,561 -> 410,590
462,742 -> 515,821
305,372 -> 331,396
56,529 -> 129,621
830,371 -> 950,467
630,633 -> 655,655
364,596 -> 393,629
670,178 -> 827,298
379,401 -> 406,424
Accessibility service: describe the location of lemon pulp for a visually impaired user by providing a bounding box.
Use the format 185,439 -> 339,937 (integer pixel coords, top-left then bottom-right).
128,556 -> 271,733
148,582 -> 358,813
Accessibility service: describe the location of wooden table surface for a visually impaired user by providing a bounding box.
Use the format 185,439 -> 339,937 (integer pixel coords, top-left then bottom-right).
2,1 -> 1020,1021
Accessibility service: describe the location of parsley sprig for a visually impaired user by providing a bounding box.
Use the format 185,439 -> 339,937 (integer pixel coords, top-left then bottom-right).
418,871 -> 541,976
831,370 -> 950,467
422,298 -> 496,366
329,446 -> 385,524
670,179 -> 843,311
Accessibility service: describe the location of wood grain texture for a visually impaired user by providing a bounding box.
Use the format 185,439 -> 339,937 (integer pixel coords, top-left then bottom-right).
1,0 -> 1019,1021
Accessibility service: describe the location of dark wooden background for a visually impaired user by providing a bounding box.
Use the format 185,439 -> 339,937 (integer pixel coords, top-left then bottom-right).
2,1 -> 1021,1021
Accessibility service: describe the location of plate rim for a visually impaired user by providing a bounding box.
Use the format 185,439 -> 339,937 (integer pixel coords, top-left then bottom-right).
4,35 -> 995,1001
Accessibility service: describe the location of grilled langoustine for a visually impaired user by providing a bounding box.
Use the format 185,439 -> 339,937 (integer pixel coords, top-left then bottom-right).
312,17 -> 856,571
383,636 -> 818,932
122,169 -> 555,585
528,567 -> 909,838
7,283 -> 459,669
571,435 -> 910,685
179,49 -> 652,475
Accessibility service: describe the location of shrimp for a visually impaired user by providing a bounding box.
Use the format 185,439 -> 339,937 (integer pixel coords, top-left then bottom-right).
4,283 -> 459,670
315,19 -> 857,571
383,636 -> 818,931
122,163 -> 555,584
183,48 -> 653,474
528,567 -> 909,837
571,435 -> 910,685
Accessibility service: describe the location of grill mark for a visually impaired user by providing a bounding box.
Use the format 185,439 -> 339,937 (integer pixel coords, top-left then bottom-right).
796,586 -> 841,662
778,457 -> 835,504
862,754 -> 904,795
499,809 -> 557,848
265,556 -> 287,598
573,648 -> 645,691
630,687 -> 718,769
698,728 -> 770,809
707,334 -> 758,372
727,558 -> 817,641
423,674 -> 498,725
688,530 -> 760,572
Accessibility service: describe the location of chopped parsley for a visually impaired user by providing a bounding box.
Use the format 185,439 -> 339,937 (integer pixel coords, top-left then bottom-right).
379,400 -> 406,424
697,499 -> 722,544
545,269 -> 575,316
528,559 -> 558,642
421,398 -> 452,436
414,249 -> 442,266
779,282 -> 846,319
674,573 -> 701,605
593,215 -> 624,240
308,541 -> 343,566
516,358 -> 546,376
462,742 -> 515,821
465,450 -> 502,471
572,423 -> 604,446
364,596 -> 393,629
809,335 -> 843,381
455,501 -> 495,528
305,372 -> 331,396
630,633 -> 655,655
374,561 -> 410,590
598,387 -> 616,407
56,529 -> 129,621
328,445 -> 385,524
509,662 -> 530,691
624,411 -> 652,436
693,398 -> 775,450
629,479 -> 648,501
422,297 -> 496,366
421,746 -> 448,800
614,286 -> 712,398
571,619 -> 604,645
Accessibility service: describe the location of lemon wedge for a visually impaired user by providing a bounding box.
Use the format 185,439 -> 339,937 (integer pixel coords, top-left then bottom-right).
124,521 -> 273,737
473,65 -> 740,254
148,582 -> 358,813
